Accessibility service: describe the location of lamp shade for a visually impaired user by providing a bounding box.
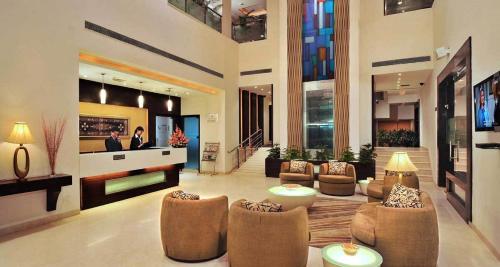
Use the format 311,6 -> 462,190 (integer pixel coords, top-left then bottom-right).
385,152 -> 418,172
7,122 -> 34,145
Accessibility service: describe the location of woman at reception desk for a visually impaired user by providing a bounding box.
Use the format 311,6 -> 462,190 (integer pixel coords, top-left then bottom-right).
80,137 -> 187,209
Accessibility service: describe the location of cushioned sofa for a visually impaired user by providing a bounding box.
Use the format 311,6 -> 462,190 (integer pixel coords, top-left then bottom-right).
367,173 -> 420,202
318,163 -> 357,196
228,200 -> 309,267
279,161 -> 315,188
350,191 -> 439,267
160,193 -> 228,262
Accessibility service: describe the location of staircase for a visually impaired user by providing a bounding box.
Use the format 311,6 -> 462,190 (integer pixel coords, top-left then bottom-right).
375,147 -> 434,183
232,148 -> 268,176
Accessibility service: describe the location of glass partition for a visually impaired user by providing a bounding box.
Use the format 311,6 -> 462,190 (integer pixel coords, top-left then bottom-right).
232,16 -> 267,43
303,80 -> 335,149
168,0 -> 222,32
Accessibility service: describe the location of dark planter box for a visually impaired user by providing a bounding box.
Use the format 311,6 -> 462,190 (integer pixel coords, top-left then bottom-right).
350,160 -> 376,181
265,158 -> 287,178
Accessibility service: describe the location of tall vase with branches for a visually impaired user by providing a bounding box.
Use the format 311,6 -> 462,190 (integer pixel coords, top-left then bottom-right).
42,116 -> 67,176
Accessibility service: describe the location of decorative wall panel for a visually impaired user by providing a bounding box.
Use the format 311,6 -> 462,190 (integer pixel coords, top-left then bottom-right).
79,115 -> 129,138
333,0 -> 349,159
288,0 -> 304,149
303,0 -> 335,82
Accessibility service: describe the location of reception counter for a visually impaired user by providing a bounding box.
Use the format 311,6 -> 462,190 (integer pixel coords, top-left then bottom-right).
80,147 -> 187,209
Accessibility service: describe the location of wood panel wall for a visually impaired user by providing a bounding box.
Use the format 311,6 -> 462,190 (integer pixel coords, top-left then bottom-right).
333,0 -> 350,158
287,0 -> 304,149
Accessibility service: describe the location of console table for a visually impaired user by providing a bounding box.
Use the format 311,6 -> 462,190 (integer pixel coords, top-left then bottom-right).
0,174 -> 72,211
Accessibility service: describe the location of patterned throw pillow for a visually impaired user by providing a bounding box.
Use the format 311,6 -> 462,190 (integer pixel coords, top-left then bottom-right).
384,183 -> 424,208
290,160 -> 308,173
241,200 -> 283,212
328,160 -> 347,175
386,171 -> 414,177
171,190 -> 200,200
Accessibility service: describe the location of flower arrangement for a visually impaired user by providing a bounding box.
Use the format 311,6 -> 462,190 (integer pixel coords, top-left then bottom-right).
169,126 -> 189,148
42,116 -> 67,175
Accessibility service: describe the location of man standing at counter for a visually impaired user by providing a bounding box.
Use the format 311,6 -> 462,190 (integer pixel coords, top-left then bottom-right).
105,127 -> 123,152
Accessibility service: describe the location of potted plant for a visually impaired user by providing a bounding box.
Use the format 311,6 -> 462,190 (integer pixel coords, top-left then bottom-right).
265,144 -> 285,178
339,147 -> 356,162
353,143 -> 377,181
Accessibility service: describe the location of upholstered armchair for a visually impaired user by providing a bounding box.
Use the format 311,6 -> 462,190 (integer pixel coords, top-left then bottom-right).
367,172 -> 419,202
351,192 -> 439,267
279,162 -> 315,188
318,163 -> 356,196
160,193 -> 228,262
228,200 -> 309,267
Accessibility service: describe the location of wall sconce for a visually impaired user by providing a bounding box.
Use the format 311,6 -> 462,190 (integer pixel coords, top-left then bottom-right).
166,88 -> 173,112
138,81 -> 145,108
99,73 -> 107,104
7,122 -> 34,181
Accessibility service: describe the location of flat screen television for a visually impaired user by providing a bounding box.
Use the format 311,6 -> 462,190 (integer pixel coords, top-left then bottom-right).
474,71 -> 500,132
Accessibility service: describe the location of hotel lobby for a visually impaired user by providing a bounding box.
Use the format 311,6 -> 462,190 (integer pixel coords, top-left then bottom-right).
1,0 -> 499,266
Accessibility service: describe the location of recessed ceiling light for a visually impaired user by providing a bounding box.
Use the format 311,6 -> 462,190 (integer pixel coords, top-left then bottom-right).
398,73 -> 402,76
398,1 -> 403,5
260,88 -> 264,91
254,86 -> 258,89
185,92 -> 190,95
83,74 -> 88,78
268,91 -> 271,94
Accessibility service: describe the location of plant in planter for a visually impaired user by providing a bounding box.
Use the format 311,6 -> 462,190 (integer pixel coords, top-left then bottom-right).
169,126 -> 190,148
283,147 -> 302,160
339,146 -> 356,162
315,145 -> 334,161
267,144 -> 281,159
354,143 -> 377,181
301,149 -> 312,161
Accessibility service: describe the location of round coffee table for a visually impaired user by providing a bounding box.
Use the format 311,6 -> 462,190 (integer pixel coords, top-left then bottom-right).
322,243 -> 383,267
267,184 -> 317,210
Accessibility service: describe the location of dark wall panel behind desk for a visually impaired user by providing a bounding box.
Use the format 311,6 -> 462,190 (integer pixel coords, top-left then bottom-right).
79,79 -> 182,145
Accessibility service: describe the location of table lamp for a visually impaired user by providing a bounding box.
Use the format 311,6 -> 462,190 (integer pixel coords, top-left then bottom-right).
384,152 -> 418,183
7,122 -> 34,181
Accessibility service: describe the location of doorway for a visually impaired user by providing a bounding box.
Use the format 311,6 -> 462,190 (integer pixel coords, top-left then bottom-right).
437,38 -> 472,222
182,115 -> 200,171
239,84 -> 273,146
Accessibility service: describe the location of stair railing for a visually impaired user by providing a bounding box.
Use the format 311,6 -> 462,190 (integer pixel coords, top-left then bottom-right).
227,129 -> 263,170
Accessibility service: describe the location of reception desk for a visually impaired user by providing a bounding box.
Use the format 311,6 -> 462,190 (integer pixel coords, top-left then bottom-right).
80,147 -> 187,209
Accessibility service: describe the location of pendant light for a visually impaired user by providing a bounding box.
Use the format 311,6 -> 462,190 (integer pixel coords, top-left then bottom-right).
166,88 -> 173,112
138,81 -> 145,108
99,73 -> 107,104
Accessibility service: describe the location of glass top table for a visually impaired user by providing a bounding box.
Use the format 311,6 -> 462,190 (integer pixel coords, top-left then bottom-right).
267,184 -> 317,210
322,243 -> 383,267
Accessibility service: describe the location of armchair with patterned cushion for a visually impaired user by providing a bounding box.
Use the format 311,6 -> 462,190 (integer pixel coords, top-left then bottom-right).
318,163 -> 356,196
160,193 -> 228,262
279,161 -> 315,188
228,200 -> 309,267
350,191 -> 439,267
367,172 -> 420,202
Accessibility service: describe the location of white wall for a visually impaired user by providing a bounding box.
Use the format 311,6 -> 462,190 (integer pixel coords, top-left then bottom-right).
238,0 -> 283,146
424,0 -> 500,254
375,99 -> 390,119
359,0 -> 434,145
397,105 -> 414,120
0,0 -> 238,231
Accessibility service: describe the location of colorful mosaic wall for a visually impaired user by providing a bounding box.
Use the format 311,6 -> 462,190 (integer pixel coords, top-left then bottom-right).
302,0 -> 335,82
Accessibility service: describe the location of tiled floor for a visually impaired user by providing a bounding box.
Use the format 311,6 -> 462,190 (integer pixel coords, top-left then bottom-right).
0,172 -> 498,267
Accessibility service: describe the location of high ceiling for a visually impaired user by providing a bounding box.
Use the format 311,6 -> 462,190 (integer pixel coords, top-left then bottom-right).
375,69 -> 432,95
384,0 -> 434,15
79,63 -> 205,98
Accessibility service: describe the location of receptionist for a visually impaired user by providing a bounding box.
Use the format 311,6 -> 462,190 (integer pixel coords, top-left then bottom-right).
130,126 -> 145,150
105,127 -> 123,152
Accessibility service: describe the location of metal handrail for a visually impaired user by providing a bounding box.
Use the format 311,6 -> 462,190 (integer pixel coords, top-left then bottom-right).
228,129 -> 263,153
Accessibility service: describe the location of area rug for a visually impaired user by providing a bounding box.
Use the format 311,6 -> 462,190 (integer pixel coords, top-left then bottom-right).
308,197 -> 364,248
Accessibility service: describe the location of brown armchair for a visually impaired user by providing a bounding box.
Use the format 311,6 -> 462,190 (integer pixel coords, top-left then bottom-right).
160,193 -> 228,262
318,163 -> 356,196
351,191 -> 439,267
367,173 -> 419,202
279,162 -> 315,188
228,200 -> 309,267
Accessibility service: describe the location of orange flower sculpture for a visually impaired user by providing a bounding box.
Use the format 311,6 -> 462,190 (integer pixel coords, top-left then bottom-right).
169,126 -> 190,148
